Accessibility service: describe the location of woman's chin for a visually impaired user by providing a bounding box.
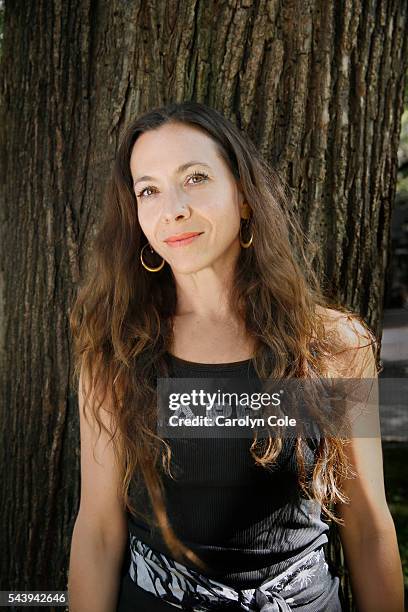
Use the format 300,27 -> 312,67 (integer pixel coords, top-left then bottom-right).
169,259 -> 210,275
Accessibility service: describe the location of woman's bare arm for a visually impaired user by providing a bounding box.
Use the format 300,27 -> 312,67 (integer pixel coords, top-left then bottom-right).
68,364 -> 128,612
326,312 -> 404,612
336,435 -> 403,612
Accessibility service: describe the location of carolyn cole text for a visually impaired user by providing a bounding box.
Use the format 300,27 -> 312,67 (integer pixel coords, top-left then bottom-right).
167,414 -> 297,428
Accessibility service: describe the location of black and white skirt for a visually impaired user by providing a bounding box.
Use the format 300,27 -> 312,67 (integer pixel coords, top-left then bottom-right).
126,534 -> 342,611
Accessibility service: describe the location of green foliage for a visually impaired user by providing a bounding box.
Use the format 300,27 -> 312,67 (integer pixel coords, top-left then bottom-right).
398,107 -> 408,195
397,71 -> 408,194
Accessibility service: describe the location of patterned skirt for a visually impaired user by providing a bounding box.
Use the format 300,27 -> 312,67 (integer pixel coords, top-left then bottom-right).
126,534 -> 343,611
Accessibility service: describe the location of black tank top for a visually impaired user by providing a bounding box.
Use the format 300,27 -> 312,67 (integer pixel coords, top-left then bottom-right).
126,352 -> 330,589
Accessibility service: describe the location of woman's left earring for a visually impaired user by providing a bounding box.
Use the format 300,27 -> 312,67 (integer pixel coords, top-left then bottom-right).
140,243 -> 165,272
239,219 -> 253,248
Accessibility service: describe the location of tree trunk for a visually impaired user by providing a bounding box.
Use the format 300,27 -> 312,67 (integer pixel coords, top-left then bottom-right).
0,1 -> 407,610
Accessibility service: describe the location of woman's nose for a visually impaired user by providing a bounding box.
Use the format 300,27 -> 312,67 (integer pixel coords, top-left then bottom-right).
161,196 -> 191,223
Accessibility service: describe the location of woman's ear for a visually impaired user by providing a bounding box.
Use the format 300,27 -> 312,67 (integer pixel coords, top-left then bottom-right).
236,178 -> 245,202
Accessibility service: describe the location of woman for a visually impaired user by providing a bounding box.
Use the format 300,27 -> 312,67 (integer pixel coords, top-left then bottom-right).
68,101 -> 403,611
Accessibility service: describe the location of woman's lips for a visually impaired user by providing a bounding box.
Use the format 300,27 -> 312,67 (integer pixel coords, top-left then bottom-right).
164,233 -> 204,247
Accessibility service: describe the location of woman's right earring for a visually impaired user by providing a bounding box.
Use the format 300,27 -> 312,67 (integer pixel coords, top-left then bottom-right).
140,243 -> 165,272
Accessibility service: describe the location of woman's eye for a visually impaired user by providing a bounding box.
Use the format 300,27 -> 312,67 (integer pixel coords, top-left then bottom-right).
188,171 -> 209,184
137,186 -> 155,198
136,172 -> 209,199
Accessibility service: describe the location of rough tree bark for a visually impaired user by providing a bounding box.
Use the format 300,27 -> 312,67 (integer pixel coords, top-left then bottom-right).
0,1 -> 407,611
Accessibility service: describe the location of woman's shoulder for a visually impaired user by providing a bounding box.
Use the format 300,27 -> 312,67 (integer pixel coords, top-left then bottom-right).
315,305 -> 375,345
314,305 -> 378,377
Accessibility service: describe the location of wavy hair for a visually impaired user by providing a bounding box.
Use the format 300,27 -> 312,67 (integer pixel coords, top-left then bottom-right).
69,101 -> 382,571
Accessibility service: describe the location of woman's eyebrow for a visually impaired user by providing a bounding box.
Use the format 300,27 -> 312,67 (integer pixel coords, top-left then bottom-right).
133,161 -> 212,186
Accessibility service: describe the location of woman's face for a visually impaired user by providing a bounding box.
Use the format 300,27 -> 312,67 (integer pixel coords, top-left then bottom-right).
129,122 -> 246,275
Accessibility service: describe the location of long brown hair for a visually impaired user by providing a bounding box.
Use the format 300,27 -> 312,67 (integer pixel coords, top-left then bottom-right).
69,101 -> 382,571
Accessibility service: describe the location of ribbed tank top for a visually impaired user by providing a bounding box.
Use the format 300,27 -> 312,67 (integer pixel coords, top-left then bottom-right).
126,352 -> 330,590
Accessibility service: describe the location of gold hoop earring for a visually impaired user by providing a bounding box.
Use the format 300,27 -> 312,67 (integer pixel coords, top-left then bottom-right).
239,220 -> 253,248
140,243 -> 165,272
